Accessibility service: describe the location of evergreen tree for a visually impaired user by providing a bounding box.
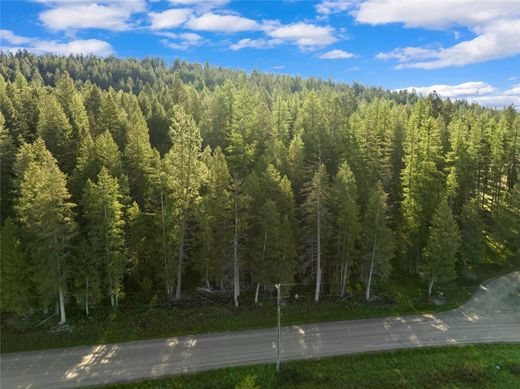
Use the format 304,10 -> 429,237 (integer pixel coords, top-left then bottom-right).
124,110 -> 155,205
271,95 -> 290,143
148,155 -> 178,301
248,165 -> 297,303
363,182 -> 394,301
83,82 -> 103,135
0,218 -> 33,314
251,199 -> 281,303
54,72 -> 89,159
194,147 -> 233,288
0,75 -> 18,141
276,175 -> 297,285
301,91 -> 326,165
0,111 -> 16,220
16,146 -> 76,323
8,73 -> 41,143
231,177 -> 250,307
492,179 -> 520,264
72,130 -> 124,198
460,197 -> 486,272
82,168 -> 126,307
73,239 -> 101,315
504,108 -> 519,190
302,164 -> 331,302
164,106 -> 205,300
401,100 -> 444,272
37,93 -> 73,172
1,53 -> 519,315
421,198 -> 461,297
287,131 -> 305,194
332,161 -> 361,296
488,117 -> 507,212
445,117 -> 478,214
97,89 -> 127,147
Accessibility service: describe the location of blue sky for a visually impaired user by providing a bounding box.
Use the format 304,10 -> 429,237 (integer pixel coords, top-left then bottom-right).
1,0 -> 520,106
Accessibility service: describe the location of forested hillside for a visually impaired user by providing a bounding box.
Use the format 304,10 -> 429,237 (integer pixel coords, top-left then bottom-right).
1,52 -> 519,325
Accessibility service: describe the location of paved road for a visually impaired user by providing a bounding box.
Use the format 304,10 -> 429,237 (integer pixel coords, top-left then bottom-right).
2,272 -> 519,388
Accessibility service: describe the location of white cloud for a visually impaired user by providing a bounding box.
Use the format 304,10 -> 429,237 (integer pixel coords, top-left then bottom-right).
353,0 -> 518,29
149,9 -> 192,30
1,30 -> 113,56
160,32 -> 203,50
227,22 -> 338,51
397,81 -> 520,108
39,0 -> 146,32
260,19 -> 283,32
179,32 -> 203,42
398,81 -> 495,98
1,29 -> 33,45
34,39 -> 114,56
351,0 -> 520,69
156,31 -> 178,40
186,12 -> 259,32
467,94 -> 520,108
168,0 -> 229,10
320,49 -> 353,59
390,19 -> 520,69
376,47 -> 438,62
230,38 -> 281,51
161,40 -> 188,50
504,84 -> 520,96
316,1 -> 357,15
267,23 -> 337,50
272,65 -> 285,69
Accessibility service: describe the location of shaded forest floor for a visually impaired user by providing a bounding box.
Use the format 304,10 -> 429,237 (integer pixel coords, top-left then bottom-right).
103,344 -> 520,389
0,270 -> 496,354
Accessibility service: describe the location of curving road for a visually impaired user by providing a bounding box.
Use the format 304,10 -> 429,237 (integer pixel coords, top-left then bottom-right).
1,271 -> 519,388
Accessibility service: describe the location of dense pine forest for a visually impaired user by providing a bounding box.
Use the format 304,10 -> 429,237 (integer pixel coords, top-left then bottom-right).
1,52 -> 519,325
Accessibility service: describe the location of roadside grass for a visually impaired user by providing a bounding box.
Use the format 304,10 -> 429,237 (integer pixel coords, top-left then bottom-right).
0,273 -> 480,354
103,344 -> 520,388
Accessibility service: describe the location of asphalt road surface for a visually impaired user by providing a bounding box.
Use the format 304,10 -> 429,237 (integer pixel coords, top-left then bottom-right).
2,271 -> 519,388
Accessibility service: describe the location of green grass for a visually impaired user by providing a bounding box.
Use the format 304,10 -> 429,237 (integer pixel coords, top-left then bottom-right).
102,344 -> 520,388
0,273 -> 480,353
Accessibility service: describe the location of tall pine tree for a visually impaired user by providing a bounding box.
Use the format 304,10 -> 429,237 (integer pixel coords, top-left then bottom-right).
421,197 -> 461,297
16,142 -> 76,323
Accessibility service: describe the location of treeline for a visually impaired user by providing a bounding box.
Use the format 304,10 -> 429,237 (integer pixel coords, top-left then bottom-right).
0,52 -> 518,324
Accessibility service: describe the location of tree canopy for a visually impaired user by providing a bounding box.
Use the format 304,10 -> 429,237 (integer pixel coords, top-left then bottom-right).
0,52 -> 518,317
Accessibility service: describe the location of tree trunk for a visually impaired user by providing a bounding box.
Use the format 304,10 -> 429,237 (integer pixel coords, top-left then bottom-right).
340,232 -> 348,297
254,231 -> 267,305
160,189 -> 171,301
366,203 -> 380,301
366,252 -> 375,301
315,172 -> 321,303
508,124 -> 518,190
341,258 -> 349,298
233,183 -> 240,308
205,266 -> 210,289
175,218 -> 186,300
58,287 -> 66,324
109,278 -> 115,307
254,282 -> 260,304
428,278 -> 434,298
85,278 -> 89,316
